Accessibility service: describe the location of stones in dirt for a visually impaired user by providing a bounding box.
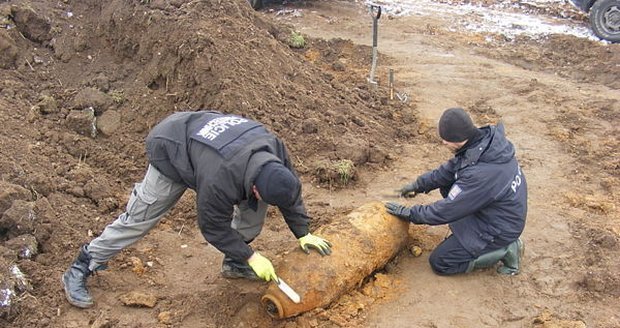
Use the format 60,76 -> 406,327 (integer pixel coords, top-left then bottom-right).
95,110 -> 121,136
4,234 -> 38,260
65,108 -> 97,138
90,314 -> 119,328
9,5 -> 52,43
532,308 -> 586,327
71,88 -> 114,115
157,311 -> 173,325
119,291 -> 158,308
0,257 -> 33,317
579,271 -> 620,296
0,179 -> 53,269
368,145 -> 388,164
334,139 -> 368,166
32,95 -> 59,115
67,88 -> 121,137
0,32 -> 19,69
90,73 -> 111,92
331,61 -> 345,71
361,273 -> 396,299
0,246 -> 17,259
83,179 -> 113,203
0,183 -> 52,243
0,277 -> 15,316
0,181 -> 31,214
0,200 -> 38,238
302,118 -> 319,134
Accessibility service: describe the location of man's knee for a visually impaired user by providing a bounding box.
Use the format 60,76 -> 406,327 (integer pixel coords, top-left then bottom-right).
429,249 -> 467,276
429,250 -> 450,275
125,188 -> 157,223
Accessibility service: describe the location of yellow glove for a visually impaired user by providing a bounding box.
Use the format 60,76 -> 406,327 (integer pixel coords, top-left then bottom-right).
299,233 -> 332,256
247,252 -> 278,282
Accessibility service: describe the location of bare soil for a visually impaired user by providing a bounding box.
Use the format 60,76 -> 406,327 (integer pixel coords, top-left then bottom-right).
0,0 -> 618,327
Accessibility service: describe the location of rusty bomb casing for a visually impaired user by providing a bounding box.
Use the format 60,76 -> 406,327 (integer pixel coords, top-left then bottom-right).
261,202 -> 409,319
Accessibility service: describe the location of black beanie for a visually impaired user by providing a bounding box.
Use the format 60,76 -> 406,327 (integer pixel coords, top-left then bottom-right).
254,162 -> 301,207
438,108 -> 479,142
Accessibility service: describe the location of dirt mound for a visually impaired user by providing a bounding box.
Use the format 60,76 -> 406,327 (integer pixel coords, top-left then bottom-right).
0,0 -> 417,326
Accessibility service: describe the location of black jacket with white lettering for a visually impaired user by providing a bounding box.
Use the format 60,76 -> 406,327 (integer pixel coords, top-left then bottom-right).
145,111 -> 309,261
409,124 -> 527,256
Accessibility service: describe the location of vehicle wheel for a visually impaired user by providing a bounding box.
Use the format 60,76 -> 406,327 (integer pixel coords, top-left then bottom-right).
249,0 -> 263,10
589,0 -> 620,42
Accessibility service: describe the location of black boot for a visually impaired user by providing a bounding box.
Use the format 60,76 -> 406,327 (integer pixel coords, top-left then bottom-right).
62,245 -> 95,308
221,256 -> 260,280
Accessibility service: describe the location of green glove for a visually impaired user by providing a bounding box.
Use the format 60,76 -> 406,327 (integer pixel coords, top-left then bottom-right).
299,233 -> 332,256
247,252 -> 278,282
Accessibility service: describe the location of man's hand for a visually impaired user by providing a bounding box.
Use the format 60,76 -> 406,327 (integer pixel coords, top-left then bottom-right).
247,252 -> 278,282
299,233 -> 332,256
398,181 -> 422,198
385,202 -> 412,220
385,202 -> 425,224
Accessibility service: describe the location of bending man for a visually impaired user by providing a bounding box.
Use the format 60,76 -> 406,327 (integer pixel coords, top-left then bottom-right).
62,111 -> 331,308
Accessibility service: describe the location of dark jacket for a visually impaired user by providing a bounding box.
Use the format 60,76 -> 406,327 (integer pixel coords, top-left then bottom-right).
145,111 -> 309,261
409,124 -> 527,256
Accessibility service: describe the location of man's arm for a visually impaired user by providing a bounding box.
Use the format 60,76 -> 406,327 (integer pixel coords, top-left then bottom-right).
196,187 -> 254,262
277,142 -> 331,255
414,157 -> 459,193
279,192 -> 331,256
278,196 -> 310,239
409,170 -> 493,225
277,144 -> 310,238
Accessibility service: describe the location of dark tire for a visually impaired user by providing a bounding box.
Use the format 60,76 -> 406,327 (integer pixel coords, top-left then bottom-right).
249,0 -> 263,10
589,0 -> 620,42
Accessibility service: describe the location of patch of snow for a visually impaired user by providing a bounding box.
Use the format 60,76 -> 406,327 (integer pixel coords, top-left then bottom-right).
0,288 -> 14,307
365,0 -> 601,41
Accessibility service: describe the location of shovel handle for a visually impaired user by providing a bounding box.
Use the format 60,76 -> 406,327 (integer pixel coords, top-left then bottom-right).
369,4 -> 381,20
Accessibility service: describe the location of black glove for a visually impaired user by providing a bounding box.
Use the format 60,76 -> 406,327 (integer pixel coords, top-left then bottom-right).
385,202 -> 424,224
398,181 -> 423,197
385,202 -> 412,220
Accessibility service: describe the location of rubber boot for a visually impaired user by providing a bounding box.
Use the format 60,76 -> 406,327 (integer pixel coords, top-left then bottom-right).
221,256 -> 260,281
61,245 -> 95,308
497,238 -> 524,275
465,246 -> 508,273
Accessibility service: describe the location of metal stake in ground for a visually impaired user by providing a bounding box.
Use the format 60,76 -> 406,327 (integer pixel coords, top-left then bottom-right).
368,4 -> 381,86
389,68 -> 394,100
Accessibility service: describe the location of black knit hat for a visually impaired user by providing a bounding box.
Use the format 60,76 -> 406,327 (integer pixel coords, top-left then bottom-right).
438,107 -> 479,142
254,162 -> 301,207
